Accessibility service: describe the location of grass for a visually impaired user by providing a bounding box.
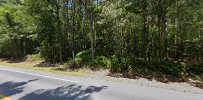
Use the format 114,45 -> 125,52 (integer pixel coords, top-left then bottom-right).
0,61 -> 86,77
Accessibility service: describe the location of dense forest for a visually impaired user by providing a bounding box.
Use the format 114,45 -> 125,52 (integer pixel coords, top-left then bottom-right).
0,0 -> 202,78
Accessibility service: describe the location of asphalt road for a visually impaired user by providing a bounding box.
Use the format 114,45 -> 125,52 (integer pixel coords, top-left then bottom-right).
0,66 -> 202,100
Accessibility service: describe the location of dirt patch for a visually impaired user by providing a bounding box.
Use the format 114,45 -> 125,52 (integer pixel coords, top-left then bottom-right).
108,70 -> 203,90
188,79 -> 203,89
0,57 -> 42,68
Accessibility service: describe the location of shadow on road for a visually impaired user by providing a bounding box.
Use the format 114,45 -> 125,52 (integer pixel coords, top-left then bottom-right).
0,79 -> 38,98
19,84 -> 108,100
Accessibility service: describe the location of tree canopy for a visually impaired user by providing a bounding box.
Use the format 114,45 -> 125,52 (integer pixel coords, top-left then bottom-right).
0,0 -> 202,77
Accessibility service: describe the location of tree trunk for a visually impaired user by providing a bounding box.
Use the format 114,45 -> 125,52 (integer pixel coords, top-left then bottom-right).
90,4 -> 95,60
142,1 -> 148,62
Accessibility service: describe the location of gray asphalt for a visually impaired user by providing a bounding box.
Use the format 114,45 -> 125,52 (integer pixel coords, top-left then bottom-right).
0,65 -> 202,100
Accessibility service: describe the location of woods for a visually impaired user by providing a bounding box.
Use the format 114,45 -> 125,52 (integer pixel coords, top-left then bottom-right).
0,0 -> 202,78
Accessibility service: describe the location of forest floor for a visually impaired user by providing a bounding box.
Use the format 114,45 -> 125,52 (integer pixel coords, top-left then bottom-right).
0,58 -> 203,94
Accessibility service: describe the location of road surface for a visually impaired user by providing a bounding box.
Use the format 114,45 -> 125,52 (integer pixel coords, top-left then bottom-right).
0,65 -> 202,100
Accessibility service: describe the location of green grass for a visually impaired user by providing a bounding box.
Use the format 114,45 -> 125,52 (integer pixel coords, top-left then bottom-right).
33,67 -> 86,76
0,62 -> 86,77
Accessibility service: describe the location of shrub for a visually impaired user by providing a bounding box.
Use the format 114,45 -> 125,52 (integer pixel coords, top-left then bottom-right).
110,55 -> 120,72
64,50 -> 91,68
160,61 -> 186,76
187,63 -> 203,75
130,57 -> 146,69
75,50 -> 91,65
64,59 -> 78,68
26,53 -> 43,62
110,55 -> 128,73
31,53 -> 43,61
89,56 -> 111,68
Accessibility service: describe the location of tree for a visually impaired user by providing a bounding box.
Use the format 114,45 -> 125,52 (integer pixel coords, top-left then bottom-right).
0,0 -> 202,76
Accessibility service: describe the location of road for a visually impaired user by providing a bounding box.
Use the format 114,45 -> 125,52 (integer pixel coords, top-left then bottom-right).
0,65 -> 202,100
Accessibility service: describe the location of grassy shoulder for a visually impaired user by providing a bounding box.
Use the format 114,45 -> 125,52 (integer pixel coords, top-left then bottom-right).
0,60 -> 86,77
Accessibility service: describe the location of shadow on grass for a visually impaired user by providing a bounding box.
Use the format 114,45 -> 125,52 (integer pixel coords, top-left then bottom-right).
19,84 -> 108,100
33,62 -> 56,67
0,79 -> 38,98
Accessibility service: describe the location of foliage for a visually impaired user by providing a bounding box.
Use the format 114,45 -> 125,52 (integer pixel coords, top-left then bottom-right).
75,50 -> 92,65
0,0 -> 37,58
159,62 -> 186,76
0,0 -> 203,79
90,56 -> 111,68
29,53 -> 43,61
187,63 -> 203,75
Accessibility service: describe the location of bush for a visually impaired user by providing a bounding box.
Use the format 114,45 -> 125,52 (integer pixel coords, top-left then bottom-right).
130,57 -> 146,69
66,51 -> 112,69
160,61 -> 186,76
66,51 -> 188,77
64,59 -> 78,68
75,50 -> 91,65
109,55 -> 130,73
31,53 -> 43,61
110,55 -> 121,72
89,56 -> 111,68
187,63 -> 203,74
25,53 -> 43,62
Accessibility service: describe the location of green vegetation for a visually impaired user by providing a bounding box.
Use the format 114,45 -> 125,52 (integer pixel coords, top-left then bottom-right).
0,0 -> 202,80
